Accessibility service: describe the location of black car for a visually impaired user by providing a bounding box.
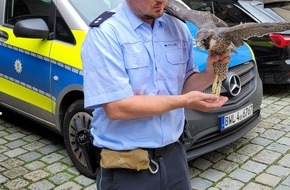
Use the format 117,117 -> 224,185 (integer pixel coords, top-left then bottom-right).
184,0 -> 290,84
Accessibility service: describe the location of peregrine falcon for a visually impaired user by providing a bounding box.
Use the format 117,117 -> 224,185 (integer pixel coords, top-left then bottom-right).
165,0 -> 290,96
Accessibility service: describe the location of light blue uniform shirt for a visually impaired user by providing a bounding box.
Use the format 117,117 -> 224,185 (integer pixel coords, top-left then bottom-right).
81,1 -> 198,150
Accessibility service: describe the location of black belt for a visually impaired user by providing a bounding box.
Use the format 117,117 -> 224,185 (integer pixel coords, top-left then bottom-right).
145,141 -> 178,158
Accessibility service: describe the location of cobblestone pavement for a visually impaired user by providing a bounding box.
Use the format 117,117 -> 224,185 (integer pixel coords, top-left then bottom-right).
0,84 -> 290,190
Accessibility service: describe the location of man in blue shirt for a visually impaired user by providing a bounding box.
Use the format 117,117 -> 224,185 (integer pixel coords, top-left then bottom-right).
81,0 -> 230,189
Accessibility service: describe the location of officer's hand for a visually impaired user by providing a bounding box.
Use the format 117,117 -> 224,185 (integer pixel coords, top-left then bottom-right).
182,91 -> 228,112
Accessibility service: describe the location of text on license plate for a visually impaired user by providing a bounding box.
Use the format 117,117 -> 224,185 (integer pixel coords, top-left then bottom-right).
220,104 -> 253,130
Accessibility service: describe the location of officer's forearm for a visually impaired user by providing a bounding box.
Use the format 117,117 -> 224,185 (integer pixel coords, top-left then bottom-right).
103,95 -> 185,120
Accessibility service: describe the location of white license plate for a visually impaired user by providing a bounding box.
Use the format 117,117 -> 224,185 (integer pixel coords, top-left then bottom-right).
220,104 -> 253,130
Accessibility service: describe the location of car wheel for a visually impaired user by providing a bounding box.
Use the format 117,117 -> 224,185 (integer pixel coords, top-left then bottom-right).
63,99 -> 98,179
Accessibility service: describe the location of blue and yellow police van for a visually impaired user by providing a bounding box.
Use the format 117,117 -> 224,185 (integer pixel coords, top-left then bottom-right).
0,0 -> 262,178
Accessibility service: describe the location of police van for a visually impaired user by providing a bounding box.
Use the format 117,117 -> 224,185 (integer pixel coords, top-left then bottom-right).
0,0 -> 263,178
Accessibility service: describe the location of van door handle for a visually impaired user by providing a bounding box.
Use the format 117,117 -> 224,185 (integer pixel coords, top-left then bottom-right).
0,30 -> 8,42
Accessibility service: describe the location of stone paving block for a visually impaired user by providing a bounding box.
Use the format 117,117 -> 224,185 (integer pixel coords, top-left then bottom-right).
189,167 -> 201,178
264,117 -> 282,124
226,152 -> 249,164
243,130 -> 258,140
201,151 -> 224,163
0,158 -> 24,169
252,149 -> 281,165
191,177 -> 212,190
0,138 -> 8,145
241,160 -> 267,174
3,166 -> 28,179
199,169 -> 226,182
58,149 -> 69,156
0,154 -> 8,162
281,118 -> 290,126
282,175 -> 290,186
23,141 -> 46,151
40,153 -> 64,164
74,175 -> 95,186
45,163 -> 68,174
27,179 -> 55,190
216,145 -> 234,155
4,148 -> 28,158
278,154 -> 290,168
273,123 -> 290,132
256,121 -> 274,129
229,168 -> 255,183
212,160 -> 239,173
229,138 -> 250,150
0,145 -> 9,154
237,144 -> 264,157
189,158 -> 212,170
5,126 -> 21,133
255,173 -> 282,187
18,151 -> 42,162
3,178 -> 29,190
22,134 -> 42,142
24,161 -> 46,171
38,144 -> 61,155
3,132 -> 26,141
5,139 -> 27,149
215,178 -> 244,190
67,167 -> 81,176
48,172 -> 73,185
53,181 -> 82,190
61,156 -> 73,166
261,129 -> 285,141
251,137 -> 272,146
275,184 -> 290,190
0,174 -> 8,184
0,166 -> 5,172
0,131 -> 9,138
266,165 -> 290,178
277,137 -> 290,146
83,184 -> 97,190
242,182 -> 272,190
24,170 -> 50,182
267,142 -> 290,154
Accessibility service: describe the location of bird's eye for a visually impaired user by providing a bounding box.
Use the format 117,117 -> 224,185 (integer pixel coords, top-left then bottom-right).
201,39 -> 207,44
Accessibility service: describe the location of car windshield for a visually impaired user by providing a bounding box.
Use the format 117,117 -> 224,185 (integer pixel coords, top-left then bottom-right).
261,0 -> 290,21
68,0 -> 121,25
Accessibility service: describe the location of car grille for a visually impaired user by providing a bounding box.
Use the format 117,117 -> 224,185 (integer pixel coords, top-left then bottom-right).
203,61 -> 256,105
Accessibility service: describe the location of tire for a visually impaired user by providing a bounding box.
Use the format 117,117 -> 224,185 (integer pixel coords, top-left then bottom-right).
63,99 -> 99,179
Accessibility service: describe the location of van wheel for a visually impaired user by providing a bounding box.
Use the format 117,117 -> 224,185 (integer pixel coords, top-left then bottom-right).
63,99 -> 98,179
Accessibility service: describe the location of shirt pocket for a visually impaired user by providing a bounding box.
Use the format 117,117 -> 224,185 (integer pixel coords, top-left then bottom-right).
165,48 -> 189,65
123,43 -> 150,69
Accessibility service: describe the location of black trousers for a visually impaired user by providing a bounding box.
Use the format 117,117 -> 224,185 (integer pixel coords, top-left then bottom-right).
96,141 -> 191,190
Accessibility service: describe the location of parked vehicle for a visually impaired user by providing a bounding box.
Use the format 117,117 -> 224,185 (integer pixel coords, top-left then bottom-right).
0,0 -> 263,179
184,0 -> 290,84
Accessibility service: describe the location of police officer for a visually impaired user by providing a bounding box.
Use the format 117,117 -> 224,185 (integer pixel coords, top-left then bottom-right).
81,0 -> 230,189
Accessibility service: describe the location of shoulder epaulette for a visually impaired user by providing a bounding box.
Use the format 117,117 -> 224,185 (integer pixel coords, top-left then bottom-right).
89,11 -> 116,27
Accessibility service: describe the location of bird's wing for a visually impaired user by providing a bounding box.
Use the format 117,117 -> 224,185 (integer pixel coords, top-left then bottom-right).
165,0 -> 227,28
185,10 -> 228,28
222,22 -> 290,47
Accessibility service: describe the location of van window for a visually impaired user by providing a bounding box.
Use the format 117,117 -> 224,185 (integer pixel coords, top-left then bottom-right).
5,0 -> 75,44
5,0 -> 51,25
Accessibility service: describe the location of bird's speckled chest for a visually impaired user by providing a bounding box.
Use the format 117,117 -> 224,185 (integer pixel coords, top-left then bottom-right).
211,34 -> 232,55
